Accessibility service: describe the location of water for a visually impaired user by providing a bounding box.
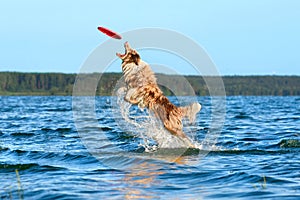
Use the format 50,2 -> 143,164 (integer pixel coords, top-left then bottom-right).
0,96 -> 299,199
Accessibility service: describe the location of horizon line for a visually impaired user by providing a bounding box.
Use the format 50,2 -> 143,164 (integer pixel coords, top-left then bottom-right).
0,71 -> 300,77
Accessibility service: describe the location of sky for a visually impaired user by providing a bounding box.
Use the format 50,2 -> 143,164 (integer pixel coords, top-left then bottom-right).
0,0 -> 299,75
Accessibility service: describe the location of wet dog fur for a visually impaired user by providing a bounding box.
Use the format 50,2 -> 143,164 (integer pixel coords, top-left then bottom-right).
116,42 -> 201,145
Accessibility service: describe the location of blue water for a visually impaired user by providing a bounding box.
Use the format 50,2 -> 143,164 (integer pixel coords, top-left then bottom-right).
0,96 -> 299,199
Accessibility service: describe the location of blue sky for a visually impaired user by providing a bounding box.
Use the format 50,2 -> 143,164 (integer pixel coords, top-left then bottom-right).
0,0 -> 299,75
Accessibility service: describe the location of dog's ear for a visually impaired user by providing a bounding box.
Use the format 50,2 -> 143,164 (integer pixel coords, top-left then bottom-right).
130,50 -> 140,65
131,54 -> 140,65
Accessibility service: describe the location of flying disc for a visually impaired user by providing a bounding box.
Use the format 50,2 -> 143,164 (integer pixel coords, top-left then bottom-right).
97,26 -> 122,40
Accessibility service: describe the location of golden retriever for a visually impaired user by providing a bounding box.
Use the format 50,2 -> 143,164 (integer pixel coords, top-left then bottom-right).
116,42 -> 201,146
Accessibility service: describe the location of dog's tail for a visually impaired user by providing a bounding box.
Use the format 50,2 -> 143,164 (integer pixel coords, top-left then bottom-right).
180,102 -> 201,123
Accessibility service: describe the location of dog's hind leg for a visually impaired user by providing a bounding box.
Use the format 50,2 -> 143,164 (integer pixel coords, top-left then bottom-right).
164,121 -> 185,138
163,121 -> 195,148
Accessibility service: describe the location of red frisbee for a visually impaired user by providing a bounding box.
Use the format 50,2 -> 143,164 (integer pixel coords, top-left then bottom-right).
97,26 -> 122,40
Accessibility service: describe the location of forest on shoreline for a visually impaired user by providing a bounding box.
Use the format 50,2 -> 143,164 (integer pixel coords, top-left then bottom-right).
0,72 -> 299,96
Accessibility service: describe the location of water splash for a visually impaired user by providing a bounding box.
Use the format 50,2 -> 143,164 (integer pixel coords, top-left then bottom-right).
113,87 -> 196,151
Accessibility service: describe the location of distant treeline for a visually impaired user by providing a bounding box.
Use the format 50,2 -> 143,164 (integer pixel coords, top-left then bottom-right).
0,72 -> 299,96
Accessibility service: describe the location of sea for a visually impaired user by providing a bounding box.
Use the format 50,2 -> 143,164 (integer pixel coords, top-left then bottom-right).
0,96 -> 299,199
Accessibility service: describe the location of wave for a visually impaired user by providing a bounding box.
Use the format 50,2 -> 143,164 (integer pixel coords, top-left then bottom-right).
0,163 -> 67,173
278,139 -> 300,148
2,147 -> 92,164
233,113 -> 253,120
0,163 -> 40,172
139,147 -> 299,157
10,132 -> 35,137
41,127 -> 73,132
45,108 -> 71,112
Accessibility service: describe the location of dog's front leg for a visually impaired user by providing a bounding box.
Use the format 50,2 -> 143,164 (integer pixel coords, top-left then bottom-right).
124,88 -> 140,104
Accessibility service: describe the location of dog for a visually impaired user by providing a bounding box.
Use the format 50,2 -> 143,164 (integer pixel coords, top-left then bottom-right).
116,42 -> 201,146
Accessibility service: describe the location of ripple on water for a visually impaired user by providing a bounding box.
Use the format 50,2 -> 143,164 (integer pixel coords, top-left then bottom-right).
0,96 -> 300,199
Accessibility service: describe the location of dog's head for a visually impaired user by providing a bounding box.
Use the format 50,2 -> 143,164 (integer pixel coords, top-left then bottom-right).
116,42 -> 140,65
